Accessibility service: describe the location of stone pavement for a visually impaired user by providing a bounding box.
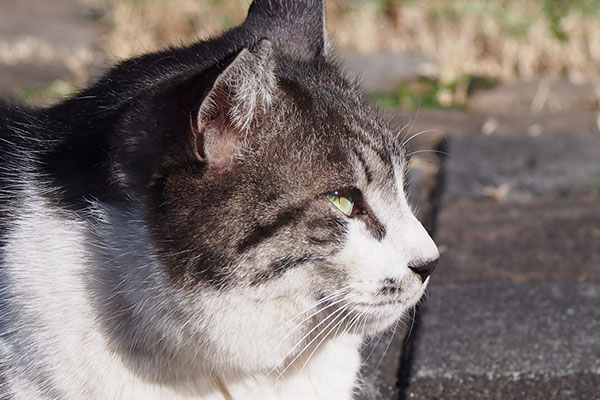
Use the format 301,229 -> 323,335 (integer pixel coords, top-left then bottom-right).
399,110 -> 600,399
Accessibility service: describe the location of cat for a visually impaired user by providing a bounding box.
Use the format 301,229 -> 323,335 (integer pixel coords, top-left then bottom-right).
0,0 -> 439,399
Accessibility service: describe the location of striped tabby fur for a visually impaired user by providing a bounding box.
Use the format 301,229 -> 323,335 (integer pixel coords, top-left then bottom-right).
0,0 -> 438,398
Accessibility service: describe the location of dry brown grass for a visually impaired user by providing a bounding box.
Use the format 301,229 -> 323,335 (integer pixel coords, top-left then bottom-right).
102,0 -> 248,59
330,1 -> 600,83
101,0 -> 600,95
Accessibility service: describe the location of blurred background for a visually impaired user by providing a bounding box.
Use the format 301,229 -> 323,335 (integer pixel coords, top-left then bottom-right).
1,1 -> 598,399
2,0 -> 600,110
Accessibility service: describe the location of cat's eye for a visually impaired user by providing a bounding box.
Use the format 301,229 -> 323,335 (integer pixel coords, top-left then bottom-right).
327,192 -> 354,216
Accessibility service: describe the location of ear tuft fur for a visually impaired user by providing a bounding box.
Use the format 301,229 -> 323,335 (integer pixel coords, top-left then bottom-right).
194,40 -> 277,170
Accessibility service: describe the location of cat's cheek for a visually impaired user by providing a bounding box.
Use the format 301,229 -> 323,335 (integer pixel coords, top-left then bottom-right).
329,205 -> 437,334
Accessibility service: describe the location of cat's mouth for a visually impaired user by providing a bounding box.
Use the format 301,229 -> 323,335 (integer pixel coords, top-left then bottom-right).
345,286 -> 426,330
310,282 -> 427,336
361,283 -> 426,311
352,300 -> 402,308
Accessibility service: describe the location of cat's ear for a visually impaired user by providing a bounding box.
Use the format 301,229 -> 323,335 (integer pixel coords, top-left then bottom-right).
243,0 -> 328,60
191,40 -> 276,171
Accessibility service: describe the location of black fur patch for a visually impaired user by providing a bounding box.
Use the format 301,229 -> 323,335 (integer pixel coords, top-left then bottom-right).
237,205 -> 308,253
364,213 -> 387,241
279,77 -> 315,112
250,255 -> 317,285
353,148 -> 373,184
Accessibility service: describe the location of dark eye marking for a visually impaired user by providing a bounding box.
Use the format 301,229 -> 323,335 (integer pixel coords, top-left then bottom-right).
353,148 -> 373,184
354,131 -> 390,165
326,187 -> 386,241
237,205 -> 308,253
250,255 -> 317,285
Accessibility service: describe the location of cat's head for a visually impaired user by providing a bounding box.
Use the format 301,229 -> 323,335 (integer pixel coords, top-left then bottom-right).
98,0 -> 438,376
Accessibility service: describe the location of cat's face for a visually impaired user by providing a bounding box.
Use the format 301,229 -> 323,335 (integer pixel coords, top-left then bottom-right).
131,41 -> 438,373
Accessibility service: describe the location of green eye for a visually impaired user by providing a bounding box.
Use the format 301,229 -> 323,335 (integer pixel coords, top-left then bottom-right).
327,193 -> 354,216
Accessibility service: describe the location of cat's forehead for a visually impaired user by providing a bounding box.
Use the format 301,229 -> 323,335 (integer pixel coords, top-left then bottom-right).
250,63 -> 405,196
276,62 -> 403,165
276,59 -> 396,148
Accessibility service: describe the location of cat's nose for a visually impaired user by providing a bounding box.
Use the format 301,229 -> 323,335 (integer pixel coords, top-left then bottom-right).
409,257 -> 439,283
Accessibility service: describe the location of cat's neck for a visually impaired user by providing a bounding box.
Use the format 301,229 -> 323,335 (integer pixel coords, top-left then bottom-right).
217,334 -> 362,400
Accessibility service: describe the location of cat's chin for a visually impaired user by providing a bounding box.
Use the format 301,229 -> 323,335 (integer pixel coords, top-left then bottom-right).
348,284 -> 428,336
345,304 -> 410,337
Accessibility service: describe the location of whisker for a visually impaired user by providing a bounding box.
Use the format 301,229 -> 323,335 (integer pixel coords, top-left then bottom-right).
363,329 -> 385,364
274,302 -> 352,379
299,305 -> 354,373
400,128 -> 441,148
405,307 -> 417,342
275,290 -> 353,347
270,293 -> 359,377
348,309 -> 367,336
408,149 -> 450,158
394,119 -> 413,142
399,101 -> 422,147
277,289 -> 347,331
335,305 -> 360,338
374,317 -> 401,372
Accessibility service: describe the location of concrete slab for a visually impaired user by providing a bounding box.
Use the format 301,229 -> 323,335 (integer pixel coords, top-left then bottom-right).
406,374 -> 600,400
434,196 -> 600,284
398,111 -> 600,400
404,283 -> 600,398
442,131 -> 600,201
342,52 -> 433,93
466,81 -> 599,114
0,0 -> 103,50
0,63 -> 72,100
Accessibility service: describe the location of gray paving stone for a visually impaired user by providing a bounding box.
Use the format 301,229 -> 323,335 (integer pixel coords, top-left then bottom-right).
466,80 -> 599,114
406,374 -> 600,400
434,195 -> 600,284
399,109 -> 599,139
342,52 -> 432,93
405,283 -> 600,398
400,110 -> 600,399
442,131 -> 600,201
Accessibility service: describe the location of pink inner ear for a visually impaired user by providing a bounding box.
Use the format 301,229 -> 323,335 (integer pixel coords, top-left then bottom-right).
191,110 -> 206,159
211,107 -> 227,132
210,128 -> 241,170
193,102 -> 242,171
192,97 -> 228,161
